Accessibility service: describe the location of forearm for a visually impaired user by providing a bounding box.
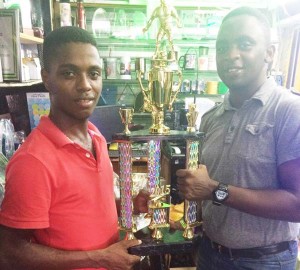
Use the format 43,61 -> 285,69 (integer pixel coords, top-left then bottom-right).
177,162 -> 300,222
0,226 -> 107,270
224,186 -> 300,222
0,240 -> 102,270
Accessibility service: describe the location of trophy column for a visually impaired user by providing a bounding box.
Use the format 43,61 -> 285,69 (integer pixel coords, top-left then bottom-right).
147,139 -> 170,240
147,140 -> 161,192
118,141 -> 136,240
183,103 -> 202,239
183,139 -> 201,239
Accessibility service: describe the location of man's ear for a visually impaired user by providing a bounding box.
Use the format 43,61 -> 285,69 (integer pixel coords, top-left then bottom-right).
264,44 -> 275,64
41,68 -> 50,91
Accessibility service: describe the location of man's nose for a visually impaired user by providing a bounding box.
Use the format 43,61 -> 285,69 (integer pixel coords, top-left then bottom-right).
227,45 -> 241,60
77,74 -> 92,91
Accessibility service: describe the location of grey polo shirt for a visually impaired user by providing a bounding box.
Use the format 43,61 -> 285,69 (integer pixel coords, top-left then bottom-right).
200,77 -> 300,249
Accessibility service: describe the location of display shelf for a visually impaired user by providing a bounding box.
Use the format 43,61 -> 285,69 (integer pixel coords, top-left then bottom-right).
20,33 -> 43,44
178,93 -> 222,98
96,38 -> 215,48
0,80 -> 43,88
70,2 -> 146,9
278,13 -> 300,28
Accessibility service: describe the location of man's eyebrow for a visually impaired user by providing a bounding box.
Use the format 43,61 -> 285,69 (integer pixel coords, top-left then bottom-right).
89,65 -> 102,70
58,64 -> 102,70
58,64 -> 79,70
236,35 -> 256,42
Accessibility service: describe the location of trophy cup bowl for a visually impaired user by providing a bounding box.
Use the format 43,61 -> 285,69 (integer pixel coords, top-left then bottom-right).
137,57 -> 182,134
119,108 -> 134,135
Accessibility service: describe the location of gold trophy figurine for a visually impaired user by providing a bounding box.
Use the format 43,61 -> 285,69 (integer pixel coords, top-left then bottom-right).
143,0 -> 182,60
186,103 -> 199,133
119,108 -> 134,135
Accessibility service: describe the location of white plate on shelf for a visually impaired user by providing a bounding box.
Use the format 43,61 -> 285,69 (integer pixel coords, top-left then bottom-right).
92,8 -> 111,38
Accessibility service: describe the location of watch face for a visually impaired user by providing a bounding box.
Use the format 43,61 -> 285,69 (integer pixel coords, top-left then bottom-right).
215,190 -> 227,200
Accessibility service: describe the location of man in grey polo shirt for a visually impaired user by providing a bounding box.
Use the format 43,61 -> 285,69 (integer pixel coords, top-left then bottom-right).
177,6 -> 300,270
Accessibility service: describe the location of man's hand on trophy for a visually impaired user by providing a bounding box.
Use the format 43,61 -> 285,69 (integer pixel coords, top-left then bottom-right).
133,189 -> 150,214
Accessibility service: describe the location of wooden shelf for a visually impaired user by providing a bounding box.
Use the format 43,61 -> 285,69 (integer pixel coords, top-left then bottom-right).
20,33 -> 43,44
0,80 -> 43,88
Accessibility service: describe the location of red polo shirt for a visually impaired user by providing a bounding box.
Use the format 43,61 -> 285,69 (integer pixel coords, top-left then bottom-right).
0,116 -> 119,269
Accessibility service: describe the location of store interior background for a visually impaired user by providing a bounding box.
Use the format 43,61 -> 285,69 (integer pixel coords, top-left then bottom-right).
0,1 -> 300,268
0,0 -> 299,138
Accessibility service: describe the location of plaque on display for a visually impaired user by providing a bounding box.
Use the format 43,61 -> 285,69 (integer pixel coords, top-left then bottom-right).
0,9 -> 22,81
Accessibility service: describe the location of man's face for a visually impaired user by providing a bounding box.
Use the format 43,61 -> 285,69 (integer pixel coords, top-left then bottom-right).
216,15 -> 272,92
42,42 -> 102,121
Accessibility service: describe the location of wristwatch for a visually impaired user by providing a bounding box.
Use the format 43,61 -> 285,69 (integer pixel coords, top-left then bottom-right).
213,182 -> 229,206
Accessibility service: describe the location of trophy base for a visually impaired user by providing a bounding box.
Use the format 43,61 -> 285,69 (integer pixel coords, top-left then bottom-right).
183,227 -> 194,240
149,124 -> 170,134
151,227 -> 164,240
186,127 -> 196,133
124,231 -> 136,240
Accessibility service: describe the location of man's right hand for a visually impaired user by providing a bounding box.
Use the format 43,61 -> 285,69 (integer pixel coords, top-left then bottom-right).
91,239 -> 142,270
176,164 -> 218,201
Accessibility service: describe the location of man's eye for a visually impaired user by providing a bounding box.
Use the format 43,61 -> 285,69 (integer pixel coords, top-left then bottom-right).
63,71 -> 75,77
216,45 -> 228,54
90,71 -> 101,79
238,40 -> 253,50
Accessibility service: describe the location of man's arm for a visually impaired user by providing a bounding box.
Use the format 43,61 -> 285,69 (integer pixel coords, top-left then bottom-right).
177,157 -> 300,222
170,7 -> 182,27
143,8 -> 158,32
115,189 -> 150,216
0,225 -> 141,270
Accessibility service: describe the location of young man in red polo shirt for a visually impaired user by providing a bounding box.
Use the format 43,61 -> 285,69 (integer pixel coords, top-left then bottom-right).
0,26 -> 147,270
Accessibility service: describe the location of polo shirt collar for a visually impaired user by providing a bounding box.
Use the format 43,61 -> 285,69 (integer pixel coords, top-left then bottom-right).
37,116 -> 71,148
223,77 -> 277,111
37,116 -> 103,148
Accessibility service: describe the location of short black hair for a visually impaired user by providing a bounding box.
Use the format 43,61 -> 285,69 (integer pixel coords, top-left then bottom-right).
42,26 -> 97,71
221,6 -> 271,44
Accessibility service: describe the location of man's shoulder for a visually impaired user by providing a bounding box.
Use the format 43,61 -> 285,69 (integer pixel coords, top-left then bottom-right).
202,102 -> 222,119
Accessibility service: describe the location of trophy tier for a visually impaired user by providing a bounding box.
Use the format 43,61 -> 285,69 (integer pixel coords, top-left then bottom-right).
112,129 -> 205,142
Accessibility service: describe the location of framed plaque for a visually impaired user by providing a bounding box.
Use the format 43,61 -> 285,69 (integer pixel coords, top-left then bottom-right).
0,9 -> 21,81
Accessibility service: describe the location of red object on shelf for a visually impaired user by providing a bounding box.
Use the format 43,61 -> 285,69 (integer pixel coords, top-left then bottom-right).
76,0 -> 86,29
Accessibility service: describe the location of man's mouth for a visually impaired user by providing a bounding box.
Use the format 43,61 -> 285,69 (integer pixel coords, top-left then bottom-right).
76,98 -> 95,106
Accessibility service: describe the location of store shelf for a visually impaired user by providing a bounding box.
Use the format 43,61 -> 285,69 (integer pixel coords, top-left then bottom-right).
20,33 -> 43,44
0,80 -> 43,88
278,13 -> 300,27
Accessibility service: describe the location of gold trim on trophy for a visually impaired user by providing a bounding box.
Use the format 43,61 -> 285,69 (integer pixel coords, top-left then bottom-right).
119,108 -> 134,135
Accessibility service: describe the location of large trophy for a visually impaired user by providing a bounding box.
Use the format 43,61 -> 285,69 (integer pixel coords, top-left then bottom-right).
116,0 -> 203,246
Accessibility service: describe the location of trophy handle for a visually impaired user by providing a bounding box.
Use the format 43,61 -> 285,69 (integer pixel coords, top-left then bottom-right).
137,70 -> 146,93
137,70 -> 153,112
168,70 -> 182,111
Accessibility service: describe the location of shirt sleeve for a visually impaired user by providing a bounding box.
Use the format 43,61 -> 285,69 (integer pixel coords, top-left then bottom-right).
0,153 -> 51,229
276,95 -> 300,165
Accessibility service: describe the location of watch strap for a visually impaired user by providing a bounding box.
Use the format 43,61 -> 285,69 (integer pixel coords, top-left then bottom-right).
213,182 -> 229,206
